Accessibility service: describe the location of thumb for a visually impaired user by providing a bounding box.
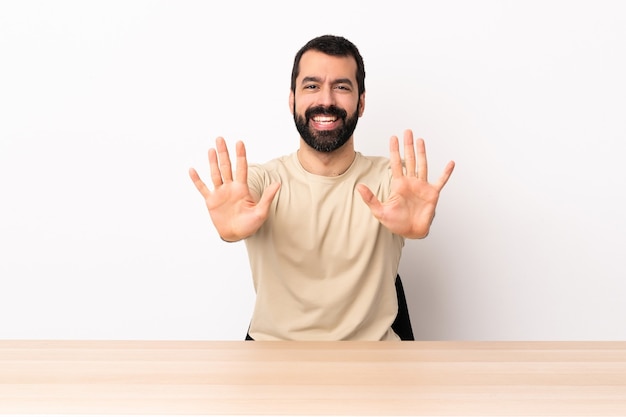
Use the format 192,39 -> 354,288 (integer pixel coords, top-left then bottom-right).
256,182 -> 281,212
356,184 -> 383,218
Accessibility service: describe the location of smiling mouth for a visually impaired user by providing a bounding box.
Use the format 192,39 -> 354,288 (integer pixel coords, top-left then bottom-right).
312,115 -> 338,124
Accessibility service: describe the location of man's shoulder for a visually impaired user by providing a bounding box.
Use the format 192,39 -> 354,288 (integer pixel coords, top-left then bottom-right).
247,153 -> 298,186
249,153 -> 295,172
355,153 -> 392,171
357,153 -> 390,164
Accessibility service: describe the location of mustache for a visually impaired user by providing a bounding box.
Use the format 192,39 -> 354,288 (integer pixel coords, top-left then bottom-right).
305,105 -> 347,121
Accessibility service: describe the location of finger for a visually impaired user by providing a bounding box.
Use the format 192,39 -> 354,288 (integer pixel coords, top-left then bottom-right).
416,137 -> 428,182
215,137 -> 233,183
356,184 -> 383,219
234,141 -> 248,184
208,148 -> 223,187
434,160 -> 456,191
255,182 -> 281,212
188,167 -> 211,199
403,129 -> 417,177
388,135 -> 404,178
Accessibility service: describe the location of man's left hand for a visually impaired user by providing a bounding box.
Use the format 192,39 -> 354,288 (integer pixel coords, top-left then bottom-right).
356,129 -> 455,239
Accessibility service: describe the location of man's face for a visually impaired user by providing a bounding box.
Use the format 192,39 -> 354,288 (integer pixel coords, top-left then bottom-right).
290,50 -> 365,153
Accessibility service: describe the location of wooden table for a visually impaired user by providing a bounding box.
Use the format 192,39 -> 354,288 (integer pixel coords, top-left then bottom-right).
1,340 -> 625,416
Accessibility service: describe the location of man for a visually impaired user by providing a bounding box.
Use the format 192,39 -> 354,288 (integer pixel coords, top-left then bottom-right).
189,34 -> 455,341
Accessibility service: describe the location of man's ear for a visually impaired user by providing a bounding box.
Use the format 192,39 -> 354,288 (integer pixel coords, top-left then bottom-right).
289,90 -> 295,115
358,93 -> 366,117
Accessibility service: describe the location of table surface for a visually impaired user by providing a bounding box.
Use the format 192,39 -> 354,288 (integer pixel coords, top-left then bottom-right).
1,340 -> 625,416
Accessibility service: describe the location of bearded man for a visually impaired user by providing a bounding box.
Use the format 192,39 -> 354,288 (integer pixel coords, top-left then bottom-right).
189,34 -> 455,341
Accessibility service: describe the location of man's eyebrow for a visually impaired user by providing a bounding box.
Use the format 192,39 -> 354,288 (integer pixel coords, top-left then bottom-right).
333,78 -> 354,87
300,76 -> 354,87
301,76 -> 322,84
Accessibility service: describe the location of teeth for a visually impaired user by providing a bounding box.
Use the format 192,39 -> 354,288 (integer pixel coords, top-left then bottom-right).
313,116 -> 337,123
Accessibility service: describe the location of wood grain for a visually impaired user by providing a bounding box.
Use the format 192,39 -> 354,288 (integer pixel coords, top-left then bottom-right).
1,340 -> 625,415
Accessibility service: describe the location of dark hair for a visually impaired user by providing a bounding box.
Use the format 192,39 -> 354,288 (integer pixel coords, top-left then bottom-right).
290,34 -> 366,96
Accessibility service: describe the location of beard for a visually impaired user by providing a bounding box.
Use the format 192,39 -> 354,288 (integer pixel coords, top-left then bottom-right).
293,103 -> 360,153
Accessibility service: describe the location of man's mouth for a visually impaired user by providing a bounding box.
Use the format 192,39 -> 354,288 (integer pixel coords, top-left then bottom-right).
309,114 -> 341,131
304,105 -> 347,132
312,115 -> 338,124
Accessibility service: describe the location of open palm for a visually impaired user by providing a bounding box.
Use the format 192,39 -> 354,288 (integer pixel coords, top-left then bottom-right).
357,130 -> 455,239
189,137 -> 280,242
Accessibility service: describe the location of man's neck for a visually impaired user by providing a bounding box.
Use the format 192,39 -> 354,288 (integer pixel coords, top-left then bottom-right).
296,138 -> 356,177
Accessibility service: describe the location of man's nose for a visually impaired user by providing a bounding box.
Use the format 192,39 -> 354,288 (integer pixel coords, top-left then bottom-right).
315,86 -> 335,107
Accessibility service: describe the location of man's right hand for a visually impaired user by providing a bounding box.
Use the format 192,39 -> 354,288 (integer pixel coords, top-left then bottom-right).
189,137 -> 281,242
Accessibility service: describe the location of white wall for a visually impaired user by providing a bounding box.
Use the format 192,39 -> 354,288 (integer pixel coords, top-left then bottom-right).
1,0 -> 624,341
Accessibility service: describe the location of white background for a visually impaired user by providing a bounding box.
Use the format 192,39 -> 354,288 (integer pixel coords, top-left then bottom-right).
1,0 -> 625,341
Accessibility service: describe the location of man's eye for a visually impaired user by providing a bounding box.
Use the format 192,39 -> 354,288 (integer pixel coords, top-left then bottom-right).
335,85 -> 350,91
304,85 -> 318,90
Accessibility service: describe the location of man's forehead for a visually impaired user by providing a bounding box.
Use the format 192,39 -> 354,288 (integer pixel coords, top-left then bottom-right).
297,50 -> 358,82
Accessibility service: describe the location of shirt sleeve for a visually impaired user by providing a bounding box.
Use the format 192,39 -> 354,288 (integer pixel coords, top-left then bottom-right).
247,163 -> 267,202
